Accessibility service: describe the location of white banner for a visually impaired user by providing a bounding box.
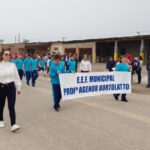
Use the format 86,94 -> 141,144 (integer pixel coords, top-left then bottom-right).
59,72 -> 131,100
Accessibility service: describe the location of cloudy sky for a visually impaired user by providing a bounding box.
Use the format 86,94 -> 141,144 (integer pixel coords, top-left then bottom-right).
0,0 -> 150,43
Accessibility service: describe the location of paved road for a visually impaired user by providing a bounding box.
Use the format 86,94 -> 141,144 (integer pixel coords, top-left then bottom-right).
0,77 -> 150,150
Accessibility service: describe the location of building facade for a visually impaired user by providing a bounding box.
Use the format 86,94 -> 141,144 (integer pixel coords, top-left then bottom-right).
1,35 -> 150,63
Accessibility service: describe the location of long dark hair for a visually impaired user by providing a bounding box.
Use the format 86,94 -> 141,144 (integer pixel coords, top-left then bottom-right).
0,49 -> 10,62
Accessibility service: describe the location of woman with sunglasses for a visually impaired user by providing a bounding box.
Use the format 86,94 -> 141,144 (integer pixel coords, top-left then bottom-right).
0,50 -> 22,132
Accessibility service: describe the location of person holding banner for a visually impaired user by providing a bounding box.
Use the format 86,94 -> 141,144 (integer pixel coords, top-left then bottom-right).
80,54 -> 92,73
113,56 -> 131,102
50,55 -> 63,111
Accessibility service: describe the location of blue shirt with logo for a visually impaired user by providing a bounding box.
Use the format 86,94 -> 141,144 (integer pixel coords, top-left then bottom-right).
31,58 -> 39,71
67,60 -> 76,73
49,60 -> 54,68
16,58 -> 23,70
50,62 -> 64,84
115,63 -> 130,72
60,61 -> 65,69
23,58 -> 32,71
39,59 -> 46,68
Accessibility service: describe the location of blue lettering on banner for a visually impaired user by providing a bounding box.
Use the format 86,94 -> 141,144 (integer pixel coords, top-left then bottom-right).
77,76 -> 88,84
79,85 -> 98,93
63,84 -> 130,96
99,84 -> 130,91
89,75 -> 115,83
64,87 -> 78,96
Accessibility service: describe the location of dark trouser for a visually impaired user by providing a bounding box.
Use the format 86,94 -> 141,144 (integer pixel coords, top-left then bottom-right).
65,61 -> 69,71
0,82 -> 16,126
75,63 -> 78,72
25,71 -> 31,85
81,70 -> 89,73
114,94 -> 126,100
18,69 -> 24,80
147,71 -> 150,87
136,68 -> 142,83
52,84 -> 62,109
31,70 -> 39,87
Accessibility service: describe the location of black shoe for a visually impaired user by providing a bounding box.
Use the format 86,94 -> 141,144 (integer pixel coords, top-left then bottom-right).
54,108 -> 59,112
54,107 -> 59,112
146,85 -> 150,88
121,98 -> 128,102
114,95 -> 118,101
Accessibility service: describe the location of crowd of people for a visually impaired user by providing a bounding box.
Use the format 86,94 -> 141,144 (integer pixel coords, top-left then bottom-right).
0,49 -> 150,132
106,55 -> 150,85
0,50 -> 93,132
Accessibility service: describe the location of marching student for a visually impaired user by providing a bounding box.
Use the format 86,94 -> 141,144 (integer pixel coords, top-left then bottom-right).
67,54 -> 76,73
113,56 -> 131,102
47,55 -> 54,73
31,55 -> 39,87
60,55 -> 66,71
23,54 -> 32,86
39,56 -> 46,80
80,54 -> 92,73
16,54 -> 24,80
50,55 -> 64,111
0,50 -> 21,132
10,54 -> 17,65
49,55 -> 54,68
46,55 -> 51,73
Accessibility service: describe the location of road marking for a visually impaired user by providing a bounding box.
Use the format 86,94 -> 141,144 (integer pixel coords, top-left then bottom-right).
28,85 -> 150,125
76,100 -> 150,124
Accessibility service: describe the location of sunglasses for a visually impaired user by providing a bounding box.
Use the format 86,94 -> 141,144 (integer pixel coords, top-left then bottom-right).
4,53 -> 11,56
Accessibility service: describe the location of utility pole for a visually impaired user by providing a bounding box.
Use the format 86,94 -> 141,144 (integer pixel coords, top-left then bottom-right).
62,37 -> 66,42
136,31 -> 140,36
15,36 -> 17,43
18,33 -> 21,43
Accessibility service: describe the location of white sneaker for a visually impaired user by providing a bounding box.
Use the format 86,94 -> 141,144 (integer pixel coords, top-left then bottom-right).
11,124 -> 20,132
0,121 -> 4,128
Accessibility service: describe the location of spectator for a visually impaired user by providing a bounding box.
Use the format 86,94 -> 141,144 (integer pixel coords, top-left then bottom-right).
146,55 -> 150,88
106,56 -> 116,72
80,54 -> 92,73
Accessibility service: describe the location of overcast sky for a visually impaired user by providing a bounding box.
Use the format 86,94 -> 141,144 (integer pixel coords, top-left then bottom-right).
0,0 -> 150,43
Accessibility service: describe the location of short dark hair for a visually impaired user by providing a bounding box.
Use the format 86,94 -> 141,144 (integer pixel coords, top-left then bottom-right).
54,54 -> 61,60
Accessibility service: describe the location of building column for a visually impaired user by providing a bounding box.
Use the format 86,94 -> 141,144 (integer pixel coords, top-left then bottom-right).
0,44 -> 2,52
76,48 -> 79,60
92,42 -> 96,63
140,39 -> 145,60
114,40 -> 118,61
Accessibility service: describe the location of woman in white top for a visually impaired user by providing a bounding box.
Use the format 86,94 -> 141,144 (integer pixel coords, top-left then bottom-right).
0,50 -> 22,132
80,54 -> 92,72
